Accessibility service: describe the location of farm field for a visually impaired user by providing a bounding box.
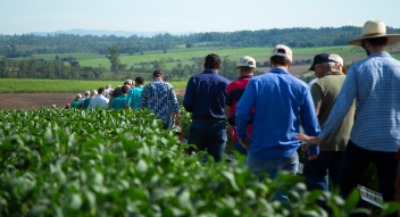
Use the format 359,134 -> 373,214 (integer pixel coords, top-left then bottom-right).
1,108 -> 397,216
26,45 -> 369,69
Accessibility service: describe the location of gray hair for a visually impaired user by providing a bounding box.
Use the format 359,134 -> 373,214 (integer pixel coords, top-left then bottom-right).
320,62 -> 341,70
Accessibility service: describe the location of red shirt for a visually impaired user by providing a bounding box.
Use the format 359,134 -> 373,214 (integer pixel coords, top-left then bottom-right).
226,75 -> 254,141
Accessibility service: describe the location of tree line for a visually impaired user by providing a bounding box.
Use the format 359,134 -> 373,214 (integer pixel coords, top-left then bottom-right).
2,26 -> 400,58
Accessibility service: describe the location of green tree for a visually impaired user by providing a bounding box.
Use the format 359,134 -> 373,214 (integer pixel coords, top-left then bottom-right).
107,44 -> 121,72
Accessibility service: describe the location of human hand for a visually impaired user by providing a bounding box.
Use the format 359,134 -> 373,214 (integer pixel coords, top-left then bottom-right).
239,137 -> 250,151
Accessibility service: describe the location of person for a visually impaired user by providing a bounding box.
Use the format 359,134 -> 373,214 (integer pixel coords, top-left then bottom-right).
109,85 -> 129,110
82,90 -> 97,109
70,93 -> 82,109
225,56 -> 256,156
235,44 -> 320,182
303,53 -> 355,192
297,20 -> 400,204
140,69 -> 180,129
105,84 -> 113,99
88,87 -> 109,109
183,53 -> 230,162
110,79 -> 134,103
77,90 -> 90,109
126,76 -> 145,109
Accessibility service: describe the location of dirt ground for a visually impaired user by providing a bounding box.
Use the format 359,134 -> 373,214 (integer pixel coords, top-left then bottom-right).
0,89 -> 187,110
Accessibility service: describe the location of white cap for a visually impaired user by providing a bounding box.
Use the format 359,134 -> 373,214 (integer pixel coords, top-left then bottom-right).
236,56 -> 256,68
271,44 -> 293,63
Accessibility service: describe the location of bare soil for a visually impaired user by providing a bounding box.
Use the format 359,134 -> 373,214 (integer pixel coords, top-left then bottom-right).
0,89 -> 187,110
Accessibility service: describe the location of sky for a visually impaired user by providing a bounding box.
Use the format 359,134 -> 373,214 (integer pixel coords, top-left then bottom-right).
1,0 -> 399,35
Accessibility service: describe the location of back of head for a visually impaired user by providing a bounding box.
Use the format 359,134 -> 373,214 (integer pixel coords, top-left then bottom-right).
153,69 -> 164,78
75,93 -> 82,100
270,44 -> 292,66
84,90 -> 91,98
98,87 -> 105,95
236,56 -> 256,73
121,85 -> 129,94
204,53 -> 221,70
135,76 -> 144,85
91,90 -> 97,97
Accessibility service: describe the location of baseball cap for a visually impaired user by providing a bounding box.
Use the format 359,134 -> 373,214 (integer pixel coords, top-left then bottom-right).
236,56 -> 256,68
271,44 -> 293,63
84,90 -> 91,97
309,53 -> 346,72
124,79 -> 133,85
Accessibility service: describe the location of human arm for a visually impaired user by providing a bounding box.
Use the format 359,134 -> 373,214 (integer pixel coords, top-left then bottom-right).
299,90 -> 321,159
182,78 -> 195,112
125,89 -> 133,109
235,80 -> 256,148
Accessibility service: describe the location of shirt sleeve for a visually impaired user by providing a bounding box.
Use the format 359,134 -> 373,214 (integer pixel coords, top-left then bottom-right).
140,86 -> 148,109
183,78 -> 195,112
310,82 -> 323,109
126,89 -> 133,107
318,70 -> 357,138
168,86 -> 180,113
235,79 -> 256,141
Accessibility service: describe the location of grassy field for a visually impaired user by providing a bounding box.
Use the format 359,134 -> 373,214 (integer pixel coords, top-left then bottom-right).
0,78 -> 187,93
27,45 -> 371,69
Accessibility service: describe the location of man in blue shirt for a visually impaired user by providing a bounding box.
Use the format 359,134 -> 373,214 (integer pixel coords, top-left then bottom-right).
297,21 -> 400,203
236,44 -> 320,180
183,53 -> 230,162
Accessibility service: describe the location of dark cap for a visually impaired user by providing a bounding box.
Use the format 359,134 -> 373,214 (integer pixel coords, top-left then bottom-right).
309,53 -> 336,71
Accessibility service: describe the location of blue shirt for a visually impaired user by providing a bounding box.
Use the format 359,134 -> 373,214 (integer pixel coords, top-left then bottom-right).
236,68 -> 320,160
126,86 -> 143,109
140,78 -> 180,128
109,95 -> 128,110
183,70 -> 230,120
319,52 -> 400,152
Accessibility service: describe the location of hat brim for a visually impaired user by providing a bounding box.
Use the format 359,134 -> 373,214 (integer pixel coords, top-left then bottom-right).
348,34 -> 400,46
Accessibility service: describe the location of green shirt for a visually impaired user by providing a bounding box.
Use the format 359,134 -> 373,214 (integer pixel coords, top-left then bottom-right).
311,71 -> 355,151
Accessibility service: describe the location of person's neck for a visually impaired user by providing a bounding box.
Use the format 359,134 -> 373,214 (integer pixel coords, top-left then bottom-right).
367,45 -> 385,56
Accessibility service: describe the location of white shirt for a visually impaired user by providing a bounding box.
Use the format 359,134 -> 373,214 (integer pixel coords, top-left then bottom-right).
88,94 -> 109,109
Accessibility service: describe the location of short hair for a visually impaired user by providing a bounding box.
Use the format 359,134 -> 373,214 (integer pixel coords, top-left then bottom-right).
363,37 -> 388,47
98,87 -> 105,94
270,56 -> 291,66
320,62 -> 339,70
204,53 -> 221,70
121,85 -> 129,94
135,76 -> 144,85
153,69 -> 164,77
239,66 -> 253,73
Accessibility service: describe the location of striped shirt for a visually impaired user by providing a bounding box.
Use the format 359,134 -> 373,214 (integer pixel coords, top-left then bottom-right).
319,52 -> 400,152
140,78 -> 180,128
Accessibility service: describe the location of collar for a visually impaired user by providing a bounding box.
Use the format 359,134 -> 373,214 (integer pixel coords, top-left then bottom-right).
203,69 -> 218,74
369,51 -> 390,58
324,71 -> 344,76
239,75 -> 253,79
269,67 -> 290,75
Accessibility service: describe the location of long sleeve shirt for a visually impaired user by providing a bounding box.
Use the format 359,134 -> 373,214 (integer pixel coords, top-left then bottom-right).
140,78 -> 180,128
236,68 -> 320,160
183,70 -> 230,120
319,52 -> 400,152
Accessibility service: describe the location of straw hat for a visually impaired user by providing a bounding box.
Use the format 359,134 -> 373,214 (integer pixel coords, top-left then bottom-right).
348,20 -> 400,46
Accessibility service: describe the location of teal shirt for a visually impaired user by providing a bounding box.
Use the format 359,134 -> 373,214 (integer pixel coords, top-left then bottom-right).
109,95 -> 128,110
126,86 -> 143,109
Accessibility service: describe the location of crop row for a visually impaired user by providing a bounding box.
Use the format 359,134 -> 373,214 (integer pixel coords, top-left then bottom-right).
0,109 -> 398,216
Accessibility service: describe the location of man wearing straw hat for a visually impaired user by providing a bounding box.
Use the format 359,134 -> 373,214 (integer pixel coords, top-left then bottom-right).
297,20 -> 400,203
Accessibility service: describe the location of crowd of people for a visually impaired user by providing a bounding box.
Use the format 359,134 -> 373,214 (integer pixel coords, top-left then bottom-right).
66,20 -> 400,212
